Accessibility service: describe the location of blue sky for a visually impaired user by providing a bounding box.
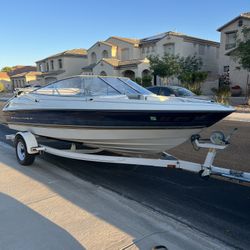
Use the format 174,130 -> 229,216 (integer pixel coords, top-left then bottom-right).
0,0 -> 249,69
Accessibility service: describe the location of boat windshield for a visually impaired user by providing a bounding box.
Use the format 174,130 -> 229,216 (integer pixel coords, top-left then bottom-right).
33,76 -> 152,97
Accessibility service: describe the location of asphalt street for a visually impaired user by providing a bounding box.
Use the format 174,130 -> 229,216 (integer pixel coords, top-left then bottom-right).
0,121 -> 249,249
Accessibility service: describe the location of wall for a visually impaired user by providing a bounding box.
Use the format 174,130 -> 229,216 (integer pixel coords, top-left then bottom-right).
59,57 -> 88,79
219,18 -> 250,94
87,42 -> 115,65
93,61 -> 118,76
0,79 -> 12,91
106,38 -> 140,60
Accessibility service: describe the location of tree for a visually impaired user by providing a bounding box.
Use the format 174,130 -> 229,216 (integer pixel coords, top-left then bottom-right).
231,27 -> 250,71
178,56 -> 208,95
149,54 -> 208,94
1,66 -> 12,72
148,54 -> 181,83
230,26 -> 250,102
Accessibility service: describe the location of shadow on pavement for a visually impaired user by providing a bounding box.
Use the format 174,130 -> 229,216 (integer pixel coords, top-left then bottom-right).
0,193 -> 85,250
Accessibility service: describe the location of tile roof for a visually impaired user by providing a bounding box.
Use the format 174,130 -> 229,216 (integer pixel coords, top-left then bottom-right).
87,41 -> 116,51
118,59 -> 146,66
0,72 -> 10,79
217,12 -> 250,31
36,49 -> 87,62
10,71 -> 42,78
51,48 -> 87,57
82,63 -> 97,70
102,58 -> 120,67
101,58 -> 147,68
8,66 -> 37,76
141,31 -> 219,46
242,12 -> 250,18
109,36 -> 140,44
40,70 -> 65,76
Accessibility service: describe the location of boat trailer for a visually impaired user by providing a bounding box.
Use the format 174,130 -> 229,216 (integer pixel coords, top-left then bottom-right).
6,129 -> 250,183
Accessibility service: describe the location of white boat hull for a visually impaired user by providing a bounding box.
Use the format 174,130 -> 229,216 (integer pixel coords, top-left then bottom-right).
8,124 -> 200,155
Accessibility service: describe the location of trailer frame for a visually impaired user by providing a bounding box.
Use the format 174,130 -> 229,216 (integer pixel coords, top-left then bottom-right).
6,131 -> 250,183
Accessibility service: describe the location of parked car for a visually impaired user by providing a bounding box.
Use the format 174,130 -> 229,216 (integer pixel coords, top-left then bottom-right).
147,86 -> 212,100
147,86 -> 195,97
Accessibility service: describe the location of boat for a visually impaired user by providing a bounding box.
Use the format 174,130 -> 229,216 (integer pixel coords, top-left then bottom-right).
2,75 -> 234,156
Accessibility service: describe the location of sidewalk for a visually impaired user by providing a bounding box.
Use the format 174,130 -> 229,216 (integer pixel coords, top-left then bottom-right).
225,112 -> 250,122
0,142 -> 231,250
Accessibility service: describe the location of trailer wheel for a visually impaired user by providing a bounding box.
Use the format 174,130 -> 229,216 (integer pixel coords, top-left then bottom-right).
15,135 -> 35,166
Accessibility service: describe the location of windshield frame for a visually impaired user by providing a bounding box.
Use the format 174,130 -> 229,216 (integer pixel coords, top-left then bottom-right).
31,76 -> 151,97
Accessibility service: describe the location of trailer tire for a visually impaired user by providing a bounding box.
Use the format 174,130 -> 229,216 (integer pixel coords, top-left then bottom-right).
15,135 -> 35,166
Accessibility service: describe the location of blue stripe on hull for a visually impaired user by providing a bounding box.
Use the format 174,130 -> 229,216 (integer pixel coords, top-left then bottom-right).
3,109 -> 232,128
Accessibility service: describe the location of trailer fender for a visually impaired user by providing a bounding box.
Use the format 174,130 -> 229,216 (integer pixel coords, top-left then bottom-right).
15,132 -> 38,154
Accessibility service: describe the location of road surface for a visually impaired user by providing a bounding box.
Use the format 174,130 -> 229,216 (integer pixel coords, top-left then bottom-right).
0,121 -> 249,249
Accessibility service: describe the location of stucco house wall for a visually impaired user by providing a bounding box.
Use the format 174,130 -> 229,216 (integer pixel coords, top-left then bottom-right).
0,79 -> 11,91
87,42 -> 116,65
106,37 -> 140,60
93,61 -> 118,76
218,17 -> 250,93
36,50 -> 88,84
58,57 -> 88,79
155,35 -> 219,76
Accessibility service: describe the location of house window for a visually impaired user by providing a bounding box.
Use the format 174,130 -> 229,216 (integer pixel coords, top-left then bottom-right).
46,62 -> 49,72
225,31 -> 237,50
163,43 -> 175,55
199,44 -> 205,55
102,50 -> 108,58
58,59 -> 63,69
121,48 -> 129,60
50,60 -> 54,70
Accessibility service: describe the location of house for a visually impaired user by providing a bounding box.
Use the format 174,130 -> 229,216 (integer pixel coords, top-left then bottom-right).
82,33 -> 219,92
82,37 -> 149,78
0,72 -> 11,92
8,65 -> 37,76
36,49 -> 88,84
217,12 -> 250,94
140,32 -> 219,83
10,71 -> 42,89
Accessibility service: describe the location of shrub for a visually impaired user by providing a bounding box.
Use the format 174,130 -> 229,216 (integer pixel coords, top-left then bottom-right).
141,75 -> 152,87
211,86 -> 231,104
134,77 -> 142,84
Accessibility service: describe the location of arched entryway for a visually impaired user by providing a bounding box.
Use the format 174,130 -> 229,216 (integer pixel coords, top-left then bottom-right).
142,69 -> 150,77
100,71 -> 107,76
122,70 -> 135,80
